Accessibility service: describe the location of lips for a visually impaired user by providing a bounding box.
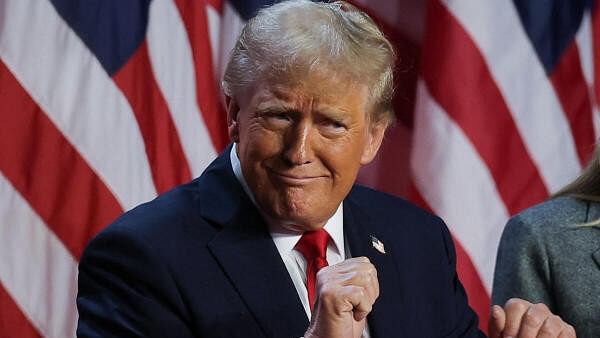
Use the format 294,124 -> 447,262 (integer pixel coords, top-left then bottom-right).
268,169 -> 327,185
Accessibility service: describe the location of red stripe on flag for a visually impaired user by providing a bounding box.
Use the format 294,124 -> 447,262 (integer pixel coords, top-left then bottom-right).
207,0 -> 223,13
454,237 -> 490,334
550,43 -> 595,165
113,41 -> 192,193
174,0 -> 229,152
0,60 -> 123,259
593,2 -> 600,108
0,284 -> 41,338
408,183 -> 490,334
422,0 -> 549,215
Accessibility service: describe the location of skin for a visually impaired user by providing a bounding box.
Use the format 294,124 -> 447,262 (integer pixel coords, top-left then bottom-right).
227,71 -> 387,233
489,301 -> 577,338
305,257 -> 378,338
226,70 -> 576,338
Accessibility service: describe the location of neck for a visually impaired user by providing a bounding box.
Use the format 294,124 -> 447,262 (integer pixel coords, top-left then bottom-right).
262,213 -> 326,234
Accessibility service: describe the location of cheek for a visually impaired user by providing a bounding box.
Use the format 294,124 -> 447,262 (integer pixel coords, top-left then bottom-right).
320,137 -> 366,176
242,129 -> 284,160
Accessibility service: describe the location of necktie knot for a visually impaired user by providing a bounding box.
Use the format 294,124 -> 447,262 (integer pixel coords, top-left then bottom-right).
295,229 -> 330,261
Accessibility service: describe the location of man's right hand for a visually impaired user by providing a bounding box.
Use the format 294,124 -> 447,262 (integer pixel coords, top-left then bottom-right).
304,257 -> 379,338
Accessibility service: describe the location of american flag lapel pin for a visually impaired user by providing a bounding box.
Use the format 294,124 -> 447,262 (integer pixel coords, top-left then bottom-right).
370,235 -> 386,254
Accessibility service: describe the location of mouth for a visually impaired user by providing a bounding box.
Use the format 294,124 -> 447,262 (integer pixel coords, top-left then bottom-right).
268,170 -> 327,186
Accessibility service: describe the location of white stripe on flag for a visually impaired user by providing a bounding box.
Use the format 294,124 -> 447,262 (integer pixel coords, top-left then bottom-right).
216,2 -> 247,86
411,80 -> 509,292
443,0 -> 582,192
575,11 -> 600,140
147,0 -> 217,177
0,173 -> 78,338
206,4 -> 222,82
0,0 -> 157,210
577,12 -> 595,89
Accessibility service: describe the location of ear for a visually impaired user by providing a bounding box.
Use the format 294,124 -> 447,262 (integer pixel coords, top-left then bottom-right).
360,120 -> 387,165
226,95 -> 240,143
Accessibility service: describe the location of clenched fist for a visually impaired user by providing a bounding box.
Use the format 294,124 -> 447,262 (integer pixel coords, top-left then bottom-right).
304,257 -> 379,338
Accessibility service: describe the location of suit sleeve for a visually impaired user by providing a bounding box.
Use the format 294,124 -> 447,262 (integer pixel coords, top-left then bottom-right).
76,227 -> 195,338
437,218 -> 487,338
491,216 -> 554,309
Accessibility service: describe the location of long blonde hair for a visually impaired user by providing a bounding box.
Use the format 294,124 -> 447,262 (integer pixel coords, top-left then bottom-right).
553,144 -> 600,226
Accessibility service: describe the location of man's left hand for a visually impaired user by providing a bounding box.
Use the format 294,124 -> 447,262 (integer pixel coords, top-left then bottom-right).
488,298 -> 576,338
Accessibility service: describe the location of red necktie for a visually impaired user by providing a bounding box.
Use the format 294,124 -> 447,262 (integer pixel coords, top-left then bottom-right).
295,229 -> 330,310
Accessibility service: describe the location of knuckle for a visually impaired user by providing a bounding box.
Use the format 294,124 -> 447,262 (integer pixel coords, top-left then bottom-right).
356,286 -> 366,298
345,270 -> 358,282
353,256 -> 369,263
547,315 -> 563,327
505,297 -> 529,313
319,284 -> 336,301
532,302 -> 549,313
523,308 -> 544,327
539,315 -> 563,334
362,272 -> 372,284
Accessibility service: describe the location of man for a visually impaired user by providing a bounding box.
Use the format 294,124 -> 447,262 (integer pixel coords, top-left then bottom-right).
77,1 -> 576,337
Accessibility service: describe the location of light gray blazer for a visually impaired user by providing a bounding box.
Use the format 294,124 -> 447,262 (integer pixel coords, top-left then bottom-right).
492,197 -> 600,338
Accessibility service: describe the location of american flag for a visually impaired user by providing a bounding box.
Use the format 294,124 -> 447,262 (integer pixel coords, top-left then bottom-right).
0,0 -> 597,337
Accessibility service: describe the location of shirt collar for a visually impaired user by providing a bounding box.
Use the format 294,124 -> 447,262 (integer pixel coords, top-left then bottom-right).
230,143 -> 256,204
229,144 -> 345,257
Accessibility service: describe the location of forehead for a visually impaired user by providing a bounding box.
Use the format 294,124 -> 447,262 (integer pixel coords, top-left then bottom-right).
245,71 -> 371,113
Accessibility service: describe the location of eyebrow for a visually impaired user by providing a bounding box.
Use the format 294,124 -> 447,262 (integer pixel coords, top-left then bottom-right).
270,88 -> 295,101
255,101 -> 296,113
256,102 -> 349,121
317,107 -> 351,121
257,88 -> 355,121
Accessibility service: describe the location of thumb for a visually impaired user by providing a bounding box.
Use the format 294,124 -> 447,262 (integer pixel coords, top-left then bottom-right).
488,305 -> 506,338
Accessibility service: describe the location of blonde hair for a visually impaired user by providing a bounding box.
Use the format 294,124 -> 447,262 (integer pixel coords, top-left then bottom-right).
222,0 -> 396,126
553,143 -> 600,226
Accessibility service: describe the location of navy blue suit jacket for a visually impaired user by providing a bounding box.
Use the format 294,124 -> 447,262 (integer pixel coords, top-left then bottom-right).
76,146 -> 484,337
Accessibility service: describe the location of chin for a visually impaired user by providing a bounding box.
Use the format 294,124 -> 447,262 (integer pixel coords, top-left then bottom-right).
278,206 -> 331,231
257,190 -> 334,230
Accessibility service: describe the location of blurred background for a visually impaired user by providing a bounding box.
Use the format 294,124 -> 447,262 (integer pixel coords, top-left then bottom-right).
0,0 -> 597,336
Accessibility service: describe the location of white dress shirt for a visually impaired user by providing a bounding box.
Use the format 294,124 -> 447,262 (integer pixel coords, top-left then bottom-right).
230,144 -> 370,337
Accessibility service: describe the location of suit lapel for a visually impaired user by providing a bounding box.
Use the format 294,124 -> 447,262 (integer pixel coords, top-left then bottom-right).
198,147 -> 416,337
344,199 -> 408,338
199,147 -> 308,338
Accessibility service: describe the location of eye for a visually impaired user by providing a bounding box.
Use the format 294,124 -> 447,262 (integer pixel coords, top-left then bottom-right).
323,118 -> 347,130
271,112 -> 291,121
264,111 -> 292,123
328,120 -> 346,129
320,118 -> 347,136
259,110 -> 293,129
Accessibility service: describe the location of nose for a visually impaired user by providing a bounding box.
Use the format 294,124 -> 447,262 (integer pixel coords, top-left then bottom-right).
283,120 -> 315,166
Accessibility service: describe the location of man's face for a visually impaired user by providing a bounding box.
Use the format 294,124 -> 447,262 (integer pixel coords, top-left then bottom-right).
227,73 -> 386,232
